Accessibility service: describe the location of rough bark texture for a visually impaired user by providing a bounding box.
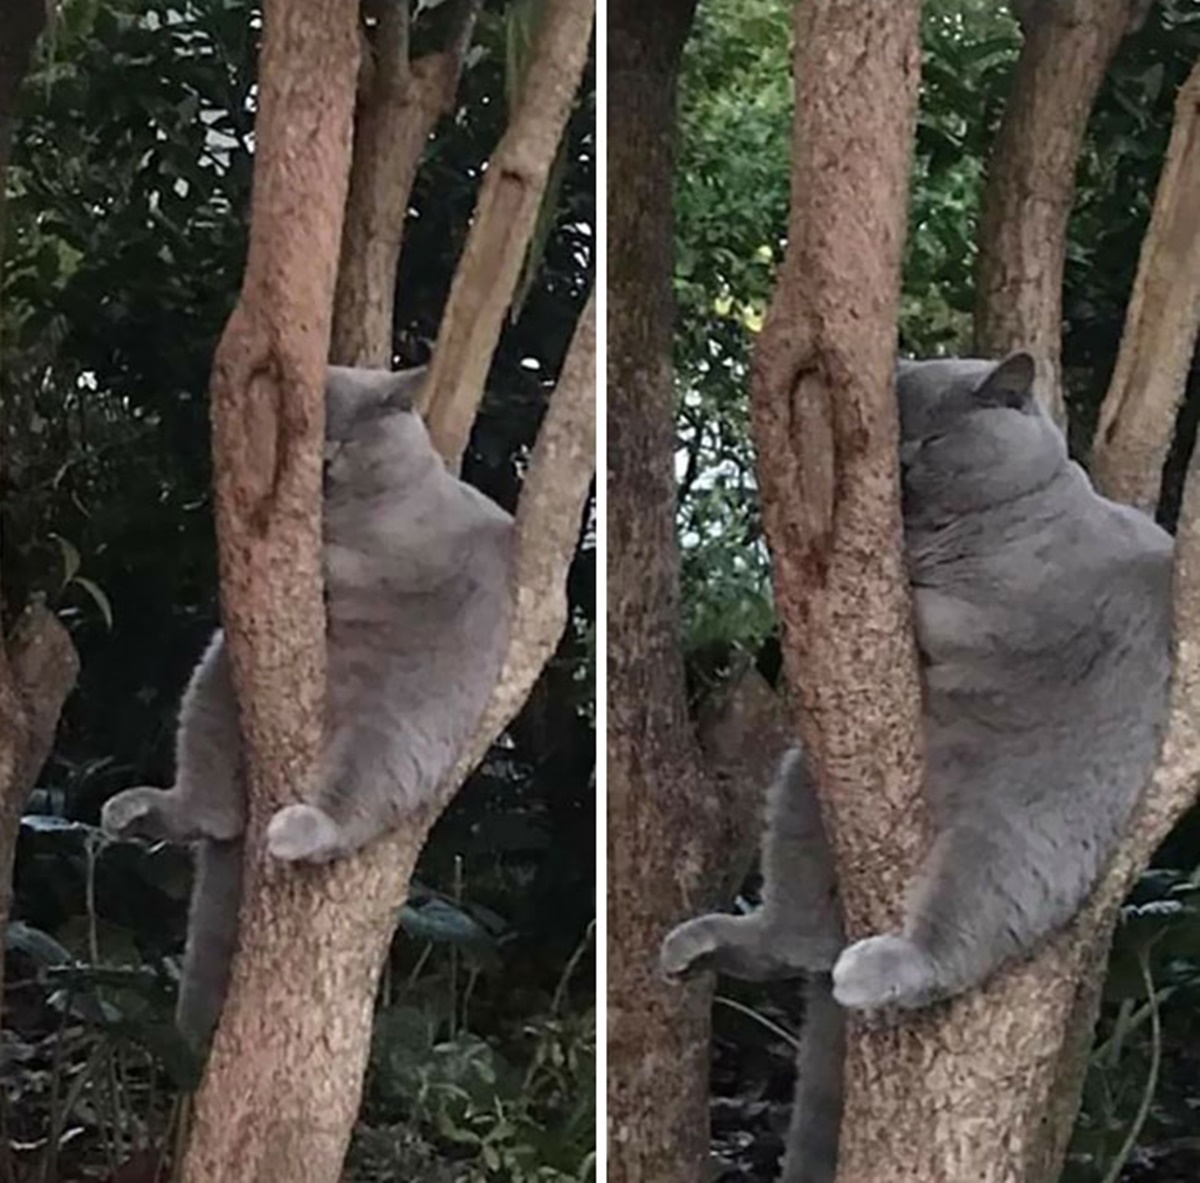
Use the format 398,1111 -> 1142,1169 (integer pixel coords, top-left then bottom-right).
747,6 -> 1200,1181
0,606 -> 79,1019
180,0 -> 361,1176
606,4 -> 768,1180
330,0 -> 482,367
751,0 -> 925,951
1091,58 -> 1200,511
974,0 -> 1145,426
420,0 -> 594,469
183,0 -> 592,1169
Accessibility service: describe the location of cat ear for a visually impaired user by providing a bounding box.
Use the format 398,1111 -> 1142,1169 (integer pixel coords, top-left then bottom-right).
973,353 -> 1036,410
379,366 -> 427,412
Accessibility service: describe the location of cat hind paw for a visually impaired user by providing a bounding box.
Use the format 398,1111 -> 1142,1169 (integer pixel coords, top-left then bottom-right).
659,917 -> 723,980
266,804 -> 344,864
101,788 -> 171,840
832,934 -> 938,1010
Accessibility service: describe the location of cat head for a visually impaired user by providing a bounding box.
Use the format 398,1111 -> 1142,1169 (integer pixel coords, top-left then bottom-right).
324,364 -> 427,442
895,352 -> 1067,522
323,365 -> 440,495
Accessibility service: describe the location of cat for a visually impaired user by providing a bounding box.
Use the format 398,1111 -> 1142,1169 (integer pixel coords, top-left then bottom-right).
660,352 -> 1173,1182
101,365 -> 514,1051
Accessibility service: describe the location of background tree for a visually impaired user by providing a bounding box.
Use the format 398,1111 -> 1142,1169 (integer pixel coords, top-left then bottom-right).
610,0 -> 1200,1180
0,1 -> 596,1180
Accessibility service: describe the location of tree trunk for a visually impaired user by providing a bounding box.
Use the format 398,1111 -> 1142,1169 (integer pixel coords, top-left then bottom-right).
420,0 -> 594,469
1091,57 -> 1200,511
974,0 -> 1146,426
180,0 -> 361,1176
749,4 -> 935,1180
330,0 -> 482,367
604,4 -> 781,1180
0,606 -> 78,1021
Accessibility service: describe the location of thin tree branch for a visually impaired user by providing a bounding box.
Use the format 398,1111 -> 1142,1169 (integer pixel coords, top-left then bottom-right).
331,0 -> 484,365
449,286 -> 595,776
975,0 -> 1143,426
1091,58 -> 1200,511
420,0 -> 595,468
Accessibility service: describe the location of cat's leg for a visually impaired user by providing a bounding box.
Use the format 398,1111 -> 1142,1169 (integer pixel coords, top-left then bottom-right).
267,640 -> 505,863
177,838 -> 243,1057
660,749 -> 843,982
832,812 -> 1097,1010
102,634 -> 245,845
778,975 -> 844,1183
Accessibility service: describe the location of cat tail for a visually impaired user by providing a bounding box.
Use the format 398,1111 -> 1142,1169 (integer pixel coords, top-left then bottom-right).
779,973 -> 844,1183
177,838 -> 243,1059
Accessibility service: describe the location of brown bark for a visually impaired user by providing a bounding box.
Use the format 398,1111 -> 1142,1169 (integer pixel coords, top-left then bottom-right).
180,0 -> 361,1176
1091,57 -> 1200,512
974,0 -> 1146,426
605,3 -> 775,1180
183,0 -> 592,1167
330,0 -> 482,367
0,605 -> 78,1019
748,7 -> 1200,1182
751,0 -> 925,943
420,0 -> 594,469
747,2 -> 943,1179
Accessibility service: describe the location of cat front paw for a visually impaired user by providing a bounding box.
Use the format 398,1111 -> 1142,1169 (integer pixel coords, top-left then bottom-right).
266,804 -> 344,864
832,934 -> 938,1010
102,787 -> 172,841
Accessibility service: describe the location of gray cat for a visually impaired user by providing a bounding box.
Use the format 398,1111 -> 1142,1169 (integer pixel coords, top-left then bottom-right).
661,353 -> 1173,1182
102,365 -> 514,1052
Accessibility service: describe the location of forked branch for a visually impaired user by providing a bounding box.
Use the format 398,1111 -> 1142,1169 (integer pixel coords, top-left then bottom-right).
420,0 -> 595,468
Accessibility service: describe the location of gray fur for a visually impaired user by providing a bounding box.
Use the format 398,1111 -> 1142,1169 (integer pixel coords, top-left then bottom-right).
660,353 -> 1172,1180
102,365 -> 513,1051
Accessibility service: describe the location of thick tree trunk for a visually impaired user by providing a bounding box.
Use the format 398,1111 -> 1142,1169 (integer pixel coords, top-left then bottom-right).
330,0 -> 482,367
179,0 -> 361,1177
606,6 -> 705,1178
1091,57 -> 1200,511
974,0 -> 1146,426
748,4 -> 933,1180
604,4 -> 783,1181
420,0 -> 594,469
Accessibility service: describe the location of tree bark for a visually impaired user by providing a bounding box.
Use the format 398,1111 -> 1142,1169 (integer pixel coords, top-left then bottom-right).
974,0 -> 1146,426
330,0 -> 483,367
1091,57 -> 1200,512
605,4 -> 780,1181
180,0 -> 361,1176
420,0 -> 594,470
749,5 -> 933,1180
0,606 -> 78,1021
747,6 -> 1200,1182
181,0 -> 593,1163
